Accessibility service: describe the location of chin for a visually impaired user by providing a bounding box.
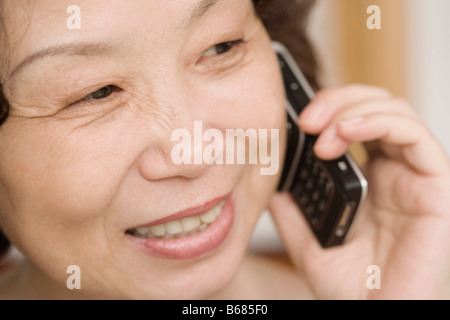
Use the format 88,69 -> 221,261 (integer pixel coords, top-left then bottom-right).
124,188 -> 270,298
74,164 -> 280,299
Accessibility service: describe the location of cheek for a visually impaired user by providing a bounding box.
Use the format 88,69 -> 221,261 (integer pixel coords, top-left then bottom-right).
195,42 -> 288,180
191,47 -> 288,218
0,118 -> 147,259
194,57 -> 286,133
0,126 -> 118,220
0,118 -> 156,292
0,106 -> 172,220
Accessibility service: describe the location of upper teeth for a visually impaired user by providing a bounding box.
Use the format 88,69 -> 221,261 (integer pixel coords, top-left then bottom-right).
130,201 -> 225,239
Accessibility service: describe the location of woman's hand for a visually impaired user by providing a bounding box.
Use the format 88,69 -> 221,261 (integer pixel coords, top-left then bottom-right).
269,85 -> 450,299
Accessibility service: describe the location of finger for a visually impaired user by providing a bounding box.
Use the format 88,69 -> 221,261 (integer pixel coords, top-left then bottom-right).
312,97 -> 420,160
328,97 -> 418,126
313,125 -> 350,160
298,85 -> 392,133
336,113 -> 450,175
269,192 -> 322,269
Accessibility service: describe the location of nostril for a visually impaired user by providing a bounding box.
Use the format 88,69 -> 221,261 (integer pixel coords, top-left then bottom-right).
137,144 -> 211,181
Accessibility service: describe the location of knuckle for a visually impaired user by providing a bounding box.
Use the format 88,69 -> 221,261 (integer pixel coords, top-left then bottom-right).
313,87 -> 337,101
392,97 -> 411,109
373,86 -> 392,98
313,87 -> 344,108
392,97 -> 419,118
345,84 -> 392,98
315,84 -> 391,102
420,121 -> 434,136
346,83 -> 369,92
408,117 -> 431,137
333,108 -> 352,122
393,96 -> 410,106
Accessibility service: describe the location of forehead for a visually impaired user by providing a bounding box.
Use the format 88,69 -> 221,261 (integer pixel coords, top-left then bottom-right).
1,0 -> 245,80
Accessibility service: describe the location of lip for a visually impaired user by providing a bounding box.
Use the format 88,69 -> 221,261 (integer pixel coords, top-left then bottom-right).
126,193 -> 234,259
130,194 -> 230,228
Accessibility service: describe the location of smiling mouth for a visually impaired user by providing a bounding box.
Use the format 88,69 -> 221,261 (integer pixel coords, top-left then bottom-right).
125,194 -> 234,259
127,201 -> 225,239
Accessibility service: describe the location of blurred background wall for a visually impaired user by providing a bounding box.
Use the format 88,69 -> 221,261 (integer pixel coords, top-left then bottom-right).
309,0 -> 450,154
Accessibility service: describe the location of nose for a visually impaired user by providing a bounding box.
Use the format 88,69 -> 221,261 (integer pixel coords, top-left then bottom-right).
137,140 -> 212,181
133,68 -> 214,182
135,108 -> 218,181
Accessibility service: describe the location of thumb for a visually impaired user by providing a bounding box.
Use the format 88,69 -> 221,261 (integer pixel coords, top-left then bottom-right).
269,192 -> 323,269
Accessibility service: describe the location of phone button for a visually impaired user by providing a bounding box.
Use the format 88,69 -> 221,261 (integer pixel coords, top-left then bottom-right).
336,159 -> 350,175
306,204 -> 315,216
293,184 -> 304,195
318,198 -> 327,212
305,179 -> 314,191
312,190 -> 320,202
299,169 -> 309,181
299,195 -> 309,207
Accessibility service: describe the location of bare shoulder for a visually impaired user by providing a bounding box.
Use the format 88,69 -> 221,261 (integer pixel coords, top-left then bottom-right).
216,252 -> 315,299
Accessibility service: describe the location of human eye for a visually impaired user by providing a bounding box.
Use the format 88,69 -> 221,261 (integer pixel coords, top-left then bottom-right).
196,39 -> 245,72
82,85 -> 121,101
202,40 -> 243,57
66,84 -> 123,109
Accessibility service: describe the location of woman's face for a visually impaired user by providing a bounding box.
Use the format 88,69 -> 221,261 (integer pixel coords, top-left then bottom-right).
0,0 -> 286,298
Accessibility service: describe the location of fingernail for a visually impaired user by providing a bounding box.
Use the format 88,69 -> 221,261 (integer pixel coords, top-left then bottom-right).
339,116 -> 365,127
315,126 -> 335,149
298,102 -> 324,124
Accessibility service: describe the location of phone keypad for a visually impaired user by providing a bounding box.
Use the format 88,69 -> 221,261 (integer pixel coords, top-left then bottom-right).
292,143 -> 335,229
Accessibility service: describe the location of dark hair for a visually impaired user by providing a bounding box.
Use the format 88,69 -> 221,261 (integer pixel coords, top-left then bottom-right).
254,0 -> 319,90
0,0 -> 319,260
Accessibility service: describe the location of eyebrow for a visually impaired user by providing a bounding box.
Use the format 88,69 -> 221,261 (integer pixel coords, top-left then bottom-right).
184,0 -> 221,27
8,42 -> 114,79
8,0 -> 221,80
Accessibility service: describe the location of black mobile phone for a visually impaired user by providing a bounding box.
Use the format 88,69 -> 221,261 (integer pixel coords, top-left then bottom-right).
273,42 -> 368,248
